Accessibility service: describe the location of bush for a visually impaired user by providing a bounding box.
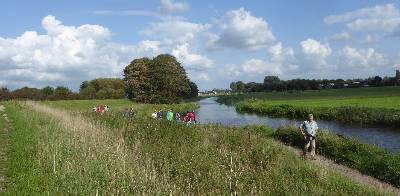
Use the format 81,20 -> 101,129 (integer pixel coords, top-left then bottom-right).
274,126 -> 400,187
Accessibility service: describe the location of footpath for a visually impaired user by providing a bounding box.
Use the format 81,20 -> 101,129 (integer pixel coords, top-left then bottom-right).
0,104 -> 10,193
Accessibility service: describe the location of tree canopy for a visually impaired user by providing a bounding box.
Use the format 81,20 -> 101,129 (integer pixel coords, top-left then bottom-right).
124,54 -> 196,104
79,78 -> 125,99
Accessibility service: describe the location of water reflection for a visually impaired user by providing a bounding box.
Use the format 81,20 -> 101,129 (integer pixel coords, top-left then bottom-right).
196,98 -> 400,153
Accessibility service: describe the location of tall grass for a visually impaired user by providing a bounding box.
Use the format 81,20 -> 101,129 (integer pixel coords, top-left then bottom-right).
2,101 -> 391,195
275,126 -> 400,187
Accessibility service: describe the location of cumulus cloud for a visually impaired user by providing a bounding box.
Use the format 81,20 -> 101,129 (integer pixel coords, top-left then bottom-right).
242,59 -> 282,75
211,8 -> 275,51
140,19 -> 210,45
172,43 -> 214,71
221,58 -> 282,80
324,4 -> 400,32
159,0 -> 189,14
0,15 -> 162,89
268,42 -> 294,62
139,18 -> 215,75
300,38 -> 332,66
339,46 -> 387,68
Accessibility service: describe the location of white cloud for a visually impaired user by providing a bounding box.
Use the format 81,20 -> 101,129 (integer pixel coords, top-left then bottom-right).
0,15 -> 161,89
172,43 -> 214,71
329,31 -> 351,41
339,46 -> 387,68
189,72 -> 211,81
324,4 -> 400,32
300,38 -> 332,66
241,59 -> 282,75
140,19 -> 210,45
268,42 -> 294,62
159,0 -> 189,14
211,8 -> 275,51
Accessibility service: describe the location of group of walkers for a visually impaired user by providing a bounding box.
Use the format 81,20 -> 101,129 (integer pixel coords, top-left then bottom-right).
90,103 -> 317,159
92,105 -> 109,115
152,109 -> 197,125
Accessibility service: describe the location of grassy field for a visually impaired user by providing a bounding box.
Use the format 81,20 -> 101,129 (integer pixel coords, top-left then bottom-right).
1,99 -> 396,195
217,86 -> 400,127
217,86 -> 400,106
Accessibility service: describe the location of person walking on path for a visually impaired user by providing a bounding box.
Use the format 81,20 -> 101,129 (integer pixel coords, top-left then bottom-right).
299,114 -> 318,159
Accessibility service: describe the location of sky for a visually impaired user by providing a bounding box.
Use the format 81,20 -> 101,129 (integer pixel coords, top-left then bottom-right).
1,0 -> 400,91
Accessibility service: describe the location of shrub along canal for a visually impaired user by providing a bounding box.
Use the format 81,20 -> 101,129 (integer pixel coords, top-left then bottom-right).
196,97 -> 400,153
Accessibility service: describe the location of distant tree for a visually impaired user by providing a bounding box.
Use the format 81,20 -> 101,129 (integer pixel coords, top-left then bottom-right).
124,54 -> 192,103
12,87 -> 45,100
236,81 -> 246,93
263,76 -> 280,84
79,78 -> 125,99
230,82 -> 238,92
54,86 -> 72,100
0,87 -> 10,100
373,76 -> 383,86
396,70 -> 400,80
186,82 -> 199,98
80,81 -> 89,91
41,86 -> 54,96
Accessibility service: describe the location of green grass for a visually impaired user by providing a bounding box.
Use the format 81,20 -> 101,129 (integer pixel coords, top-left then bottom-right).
218,86 -> 400,105
2,99 -> 393,195
219,86 -> 400,127
241,97 -> 400,109
236,98 -> 400,127
275,126 -> 400,187
0,102 -> 10,193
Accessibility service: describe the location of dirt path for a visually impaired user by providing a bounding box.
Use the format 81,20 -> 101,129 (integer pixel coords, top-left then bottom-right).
287,146 -> 400,195
26,101 -> 400,195
0,104 -> 10,193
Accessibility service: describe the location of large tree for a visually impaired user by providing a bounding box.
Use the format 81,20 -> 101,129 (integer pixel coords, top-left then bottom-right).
124,54 -> 193,104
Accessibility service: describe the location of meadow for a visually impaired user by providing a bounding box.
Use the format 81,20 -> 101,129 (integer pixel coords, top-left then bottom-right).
217,86 -> 400,106
1,99 -> 398,195
218,87 -> 400,127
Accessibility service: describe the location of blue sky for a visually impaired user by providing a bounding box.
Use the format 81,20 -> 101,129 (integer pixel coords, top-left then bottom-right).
1,0 -> 400,91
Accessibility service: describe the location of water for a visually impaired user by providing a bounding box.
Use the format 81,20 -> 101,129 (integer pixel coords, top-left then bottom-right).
196,97 -> 400,153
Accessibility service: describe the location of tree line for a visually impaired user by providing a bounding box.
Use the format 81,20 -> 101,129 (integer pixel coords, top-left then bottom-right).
230,71 -> 400,93
0,54 -> 199,103
0,78 -> 126,101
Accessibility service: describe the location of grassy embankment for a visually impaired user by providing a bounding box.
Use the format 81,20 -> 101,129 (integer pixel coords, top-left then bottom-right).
227,87 -> 400,127
1,99 -> 394,195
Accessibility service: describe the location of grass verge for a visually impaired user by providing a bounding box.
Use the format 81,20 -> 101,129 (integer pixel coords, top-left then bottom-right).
275,126 -> 400,187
